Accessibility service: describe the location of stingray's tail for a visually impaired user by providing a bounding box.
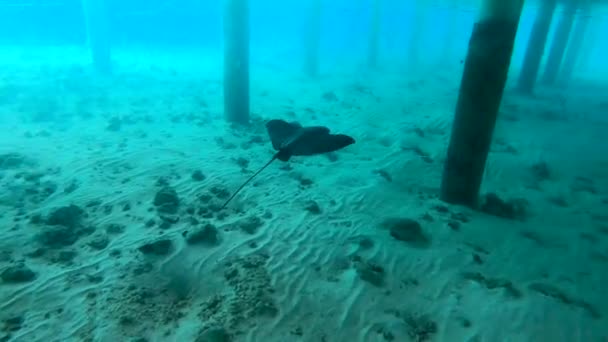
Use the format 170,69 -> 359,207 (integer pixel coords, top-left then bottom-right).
220,153 -> 279,210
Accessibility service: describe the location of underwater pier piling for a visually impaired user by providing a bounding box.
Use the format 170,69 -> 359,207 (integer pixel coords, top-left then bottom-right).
82,0 -> 111,73
407,1 -> 425,69
367,0 -> 382,69
223,0 -> 250,125
304,0 -> 322,76
559,4 -> 591,85
575,12 -> 598,75
440,0 -> 524,207
517,0 -> 557,94
440,0 -> 459,65
541,0 -> 578,85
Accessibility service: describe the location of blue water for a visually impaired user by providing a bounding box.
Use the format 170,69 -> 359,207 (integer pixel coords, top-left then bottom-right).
0,1 -> 607,341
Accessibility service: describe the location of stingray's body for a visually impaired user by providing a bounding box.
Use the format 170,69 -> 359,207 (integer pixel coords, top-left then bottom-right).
220,119 -> 355,209
267,120 -> 355,161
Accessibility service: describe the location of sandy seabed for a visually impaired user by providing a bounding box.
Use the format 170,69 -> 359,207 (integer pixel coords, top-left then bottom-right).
1,48 -> 607,342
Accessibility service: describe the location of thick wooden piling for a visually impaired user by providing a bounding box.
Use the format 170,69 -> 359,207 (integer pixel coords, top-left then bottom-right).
407,1 -> 424,68
542,0 -> 577,85
517,0 -> 557,94
304,0 -> 322,76
223,0 -> 250,125
560,5 -> 590,85
440,0 -> 524,207
82,0 -> 111,73
440,0 -> 459,65
575,14 -> 597,75
367,0 -> 381,68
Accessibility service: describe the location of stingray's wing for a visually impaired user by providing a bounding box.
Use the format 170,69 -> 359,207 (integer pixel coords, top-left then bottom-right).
266,120 -> 302,150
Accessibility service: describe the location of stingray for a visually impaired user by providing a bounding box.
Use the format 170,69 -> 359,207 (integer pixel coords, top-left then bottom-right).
220,119 -> 356,209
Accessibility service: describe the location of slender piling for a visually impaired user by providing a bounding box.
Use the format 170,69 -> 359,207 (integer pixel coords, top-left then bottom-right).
223,0 -> 250,125
576,14 -> 597,75
559,5 -> 590,85
304,0 -> 322,76
82,0 -> 111,73
440,0 -> 524,207
407,1 -> 424,69
367,0 -> 381,68
542,0 -> 577,85
517,0 -> 557,94
440,0 -> 459,65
